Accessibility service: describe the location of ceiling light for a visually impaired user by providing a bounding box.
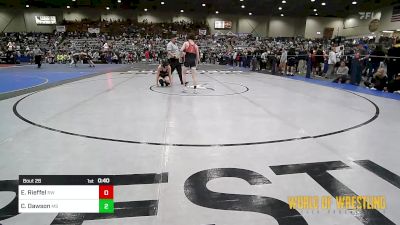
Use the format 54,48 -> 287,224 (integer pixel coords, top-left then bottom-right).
317,31 -> 321,34
144,8 -> 148,11
117,0 -> 121,3
249,12 -> 252,15
282,0 -> 286,3
106,6 -> 110,10
241,5 -> 245,8
161,1 -> 165,5
278,7 -> 282,10
240,0 -> 244,1
321,2 -> 326,5
215,11 -> 219,14
180,9 -> 184,13
72,0 -> 76,1
382,30 -> 394,33
397,29 -> 400,31
313,8 -> 317,12
315,13 -> 318,15
202,3 -> 206,7
352,1 -> 357,4
281,13 -> 284,16
311,0 -> 315,1
66,5 -> 70,8
26,4 -> 29,7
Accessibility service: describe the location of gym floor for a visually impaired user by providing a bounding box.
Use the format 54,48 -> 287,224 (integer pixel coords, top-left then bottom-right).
0,63 -> 399,225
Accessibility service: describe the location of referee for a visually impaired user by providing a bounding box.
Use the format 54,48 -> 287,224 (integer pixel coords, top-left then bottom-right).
33,46 -> 43,68
167,36 -> 183,85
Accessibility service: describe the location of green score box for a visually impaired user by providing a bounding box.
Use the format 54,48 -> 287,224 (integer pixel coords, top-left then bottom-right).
99,199 -> 114,213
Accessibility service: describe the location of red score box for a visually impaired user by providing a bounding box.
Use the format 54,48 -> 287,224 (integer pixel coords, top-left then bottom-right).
99,185 -> 114,199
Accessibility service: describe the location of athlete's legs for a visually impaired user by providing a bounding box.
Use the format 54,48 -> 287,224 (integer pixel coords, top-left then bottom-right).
190,67 -> 197,88
182,66 -> 188,85
164,76 -> 171,86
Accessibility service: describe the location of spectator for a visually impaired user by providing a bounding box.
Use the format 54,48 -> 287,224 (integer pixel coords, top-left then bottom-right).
333,61 -> 349,84
286,47 -> 296,76
315,46 -> 324,76
298,46 -> 307,75
280,48 -> 287,75
368,45 -> 385,80
350,53 -> 362,85
387,39 -> 400,82
387,73 -> 400,93
364,68 -> 387,91
326,47 -> 337,78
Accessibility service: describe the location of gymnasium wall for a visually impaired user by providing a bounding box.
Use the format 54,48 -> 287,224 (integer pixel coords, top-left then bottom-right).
342,6 -> 400,37
304,16 -> 344,39
268,16 -> 306,37
1,5 -> 399,38
0,9 -> 26,33
0,9 -> 61,33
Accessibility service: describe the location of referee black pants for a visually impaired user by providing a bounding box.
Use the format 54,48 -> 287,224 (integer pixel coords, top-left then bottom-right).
35,55 -> 42,68
169,58 -> 183,84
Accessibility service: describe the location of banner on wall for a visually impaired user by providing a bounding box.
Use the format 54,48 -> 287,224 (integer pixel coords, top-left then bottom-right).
35,16 -> 56,25
88,28 -> 100,34
214,21 -> 232,29
56,26 -> 66,32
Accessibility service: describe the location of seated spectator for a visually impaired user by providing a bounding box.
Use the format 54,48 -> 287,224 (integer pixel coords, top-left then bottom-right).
332,61 -> 349,84
364,68 -> 387,91
111,53 -> 119,64
387,73 -> 400,93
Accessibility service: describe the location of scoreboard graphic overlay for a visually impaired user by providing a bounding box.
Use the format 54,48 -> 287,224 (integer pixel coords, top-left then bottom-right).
18,175 -> 114,213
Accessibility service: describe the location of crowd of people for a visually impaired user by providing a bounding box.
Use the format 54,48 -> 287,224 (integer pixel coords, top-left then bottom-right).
1,19 -> 399,93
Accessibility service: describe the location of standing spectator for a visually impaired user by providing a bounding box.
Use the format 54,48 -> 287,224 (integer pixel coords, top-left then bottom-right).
233,51 -> 238,67
306,50 -> 313,78
280,48 -> 287,75
350,53 -> 362,85
311,49 -> 317,76
298,47 -> 307,75
236,52 -> 241,67
287,47 -> 296,76
316,46 -> 324,76
368,45 -> 385,80
145,49 -> 150,63
270,52 -> 278,75
260,51 -> 268,70
356,43 -> 368,76
251,54 -> 257,71
326,47 -> 337,78
387,39 -> 400,82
